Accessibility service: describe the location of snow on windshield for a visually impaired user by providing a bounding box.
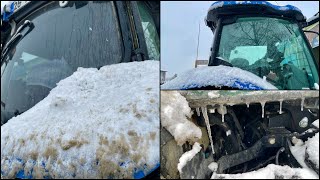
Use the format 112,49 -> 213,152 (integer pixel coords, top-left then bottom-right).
1,60 -> 159,179
161,65 -> 277,90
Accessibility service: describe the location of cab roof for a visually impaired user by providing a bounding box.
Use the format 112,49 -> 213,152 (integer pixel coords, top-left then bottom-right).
206,1 -> 306,28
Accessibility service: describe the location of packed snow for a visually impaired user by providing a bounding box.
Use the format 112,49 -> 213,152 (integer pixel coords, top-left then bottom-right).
312,119 -> 319,128
208,1 -> 224,10
211,164 -> 318,179
1,60 -> 159,179
208,1 -> 302,13
177,142 -> 202,174
161,65 -> 277,90
161,91 -> 202,145
290,129 -> 319,173
305,133 -> 319,170
208,162 -> 218,172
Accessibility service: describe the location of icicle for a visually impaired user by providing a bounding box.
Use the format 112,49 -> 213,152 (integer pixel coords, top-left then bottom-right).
261,101 -> 266,118
222,113 -> 225,123
279,100 -> 283,114
226,130 -> 232,136
209,104 -> 216,113
217,104 -> 227,123
246,102 -> 250,108
196,107 -> 200,116
201,106 -> 215,155
209,108 -> 215,114
301,98 -> 305,111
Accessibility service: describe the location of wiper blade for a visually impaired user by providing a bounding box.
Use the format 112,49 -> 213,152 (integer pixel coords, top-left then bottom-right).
16,20 -> 33,34
1,20 -> 34,65
1,33 -> 22,57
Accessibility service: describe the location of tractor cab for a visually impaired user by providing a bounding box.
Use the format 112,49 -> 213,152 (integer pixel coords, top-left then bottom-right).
206,1 -> 319,90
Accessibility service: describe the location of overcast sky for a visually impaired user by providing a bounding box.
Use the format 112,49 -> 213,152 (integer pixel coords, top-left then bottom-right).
161,1 -> 319,76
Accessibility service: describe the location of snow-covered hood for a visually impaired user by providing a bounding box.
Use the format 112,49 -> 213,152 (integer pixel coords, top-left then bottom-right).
161,65 -> 277,90
1,60 -> 159,179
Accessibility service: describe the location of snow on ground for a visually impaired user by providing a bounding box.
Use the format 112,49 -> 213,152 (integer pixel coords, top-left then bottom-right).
177,142 -> 202,174
1,60 -> 159,179
305,133 -> 319,170
208,162 -> 218,172
313,119 -> 319,128
290,126 -> 319,172
211,164 -> 318,179
161,65 -> 277,90
161,91 -> 202,145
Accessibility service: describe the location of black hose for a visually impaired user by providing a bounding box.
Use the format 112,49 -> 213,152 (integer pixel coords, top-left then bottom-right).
276,147 -> 285,165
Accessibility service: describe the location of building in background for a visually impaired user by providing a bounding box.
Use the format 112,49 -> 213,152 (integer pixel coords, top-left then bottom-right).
304,12 -> 319,66
195,59 -> 208,68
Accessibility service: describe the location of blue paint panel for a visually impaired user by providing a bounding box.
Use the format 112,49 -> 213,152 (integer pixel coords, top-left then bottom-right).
0,158 -> 160,179
16,169 -> 25,179
232,79 -> 263,90
2,2 -> 15,22
134,170 -> 145,179
148,163 -> 160,174
210,1 -> 302,12
180,80 -> 264,90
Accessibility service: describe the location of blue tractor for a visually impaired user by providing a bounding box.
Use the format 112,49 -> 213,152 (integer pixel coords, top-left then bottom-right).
162,1 -> 319,90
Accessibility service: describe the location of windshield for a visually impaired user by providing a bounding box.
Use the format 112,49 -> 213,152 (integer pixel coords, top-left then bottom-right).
1,1 -> 123,125
217,17 -> 319,90
137,1 -> 160,60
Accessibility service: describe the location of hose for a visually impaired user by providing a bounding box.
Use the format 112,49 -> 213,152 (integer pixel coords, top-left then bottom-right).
276,147 -> 285,165
247,147 -> 285,172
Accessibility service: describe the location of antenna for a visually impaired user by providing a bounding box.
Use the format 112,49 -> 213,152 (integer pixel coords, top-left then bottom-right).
196,21 -> 201,60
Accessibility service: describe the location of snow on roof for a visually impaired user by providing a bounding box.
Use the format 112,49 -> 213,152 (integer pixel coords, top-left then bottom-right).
1,1 -> 14,21
161,65 -> 277,90
208,1 -> 302,13
1,60 -> 159,179
161,91 -> 202,146
1,1 -> 12,15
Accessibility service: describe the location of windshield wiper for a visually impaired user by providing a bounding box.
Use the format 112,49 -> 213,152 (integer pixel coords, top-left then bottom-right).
1,20 -> 34,66
1,33 -> 23,61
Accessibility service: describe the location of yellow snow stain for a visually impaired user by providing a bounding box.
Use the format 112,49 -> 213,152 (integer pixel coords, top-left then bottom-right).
43,146 -> 58,160
61,139 -> 89,151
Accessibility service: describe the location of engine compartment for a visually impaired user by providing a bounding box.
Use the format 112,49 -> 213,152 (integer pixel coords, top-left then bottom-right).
193,98 -> 319,174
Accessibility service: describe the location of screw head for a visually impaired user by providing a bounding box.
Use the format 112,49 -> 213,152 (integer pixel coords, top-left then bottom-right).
268,137 -> 276,144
